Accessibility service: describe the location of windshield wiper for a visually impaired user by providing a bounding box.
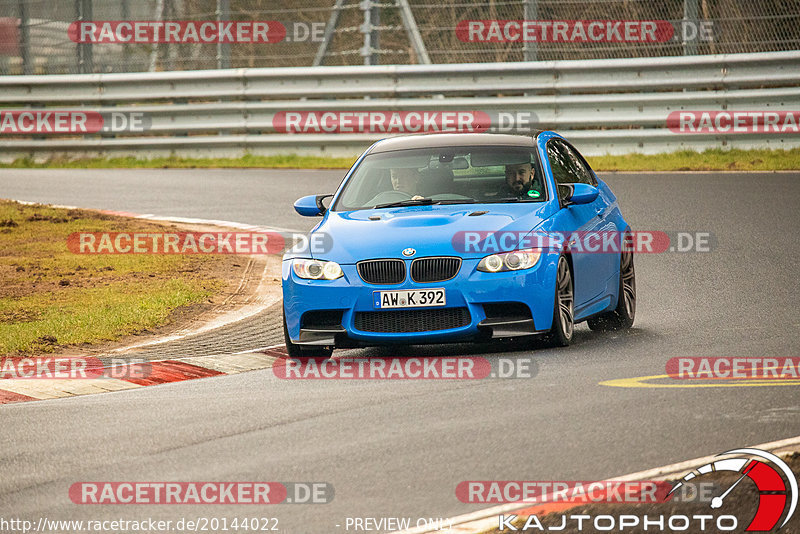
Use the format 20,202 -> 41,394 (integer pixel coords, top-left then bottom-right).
374,197 -> 478,209
437,198 -> 476,204
485,197 -> 537,203
487,197 -> 522,202
374,198 -> 438,209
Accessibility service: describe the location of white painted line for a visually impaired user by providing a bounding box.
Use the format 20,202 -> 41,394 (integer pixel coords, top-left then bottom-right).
139,214 -> 301,234
0,378 -> 142,400
170,346 -> 286,374
12,200 -> 304,235
233,344 -> 285,354
14,200 -> 80,209
392,434 -> 800,534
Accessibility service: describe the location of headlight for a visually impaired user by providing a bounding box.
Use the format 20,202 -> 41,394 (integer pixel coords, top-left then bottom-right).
477,249 -> 541,272
292,259 -> 343,280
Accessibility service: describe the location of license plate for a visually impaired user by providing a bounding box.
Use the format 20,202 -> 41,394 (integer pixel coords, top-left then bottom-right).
373,288 -> 446,309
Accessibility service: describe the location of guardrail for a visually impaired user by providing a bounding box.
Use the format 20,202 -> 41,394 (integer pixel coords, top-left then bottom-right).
1,50 -> 799,160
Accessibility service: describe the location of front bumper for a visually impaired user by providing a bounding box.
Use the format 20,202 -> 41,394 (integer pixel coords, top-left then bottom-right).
282,256 -> 559,346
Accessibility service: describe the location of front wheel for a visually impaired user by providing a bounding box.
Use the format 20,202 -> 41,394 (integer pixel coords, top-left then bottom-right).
587,246 -> 636,331
543,255 -> 574,347
283,311 -> 334,359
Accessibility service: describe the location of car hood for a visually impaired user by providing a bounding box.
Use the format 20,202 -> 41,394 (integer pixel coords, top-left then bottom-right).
304,202 -> 555,263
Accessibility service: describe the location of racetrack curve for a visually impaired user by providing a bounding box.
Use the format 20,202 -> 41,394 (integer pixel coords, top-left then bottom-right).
1,170 -> 799,533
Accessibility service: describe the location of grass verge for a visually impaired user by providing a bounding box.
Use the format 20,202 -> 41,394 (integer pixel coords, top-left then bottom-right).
587,147 -> 800,171
1,148 -> 799,171
0,153 -> 357,170
0,200 -> 233,356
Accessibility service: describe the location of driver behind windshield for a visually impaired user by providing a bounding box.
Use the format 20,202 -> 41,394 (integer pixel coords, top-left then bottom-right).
503,162 -> 542,199
390,167 -> 424,200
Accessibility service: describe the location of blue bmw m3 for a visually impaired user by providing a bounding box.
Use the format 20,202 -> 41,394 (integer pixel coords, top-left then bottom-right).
282,132 -> 636,357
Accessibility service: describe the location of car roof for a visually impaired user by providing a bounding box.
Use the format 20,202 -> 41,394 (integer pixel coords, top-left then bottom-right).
369,132 -> 543,153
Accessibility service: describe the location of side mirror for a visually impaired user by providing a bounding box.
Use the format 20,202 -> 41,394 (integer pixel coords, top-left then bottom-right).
561,183 -> 599,206
294,194 -> 332,217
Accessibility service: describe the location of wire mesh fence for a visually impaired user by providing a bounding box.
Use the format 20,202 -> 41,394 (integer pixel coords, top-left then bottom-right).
0,0 -> 798,74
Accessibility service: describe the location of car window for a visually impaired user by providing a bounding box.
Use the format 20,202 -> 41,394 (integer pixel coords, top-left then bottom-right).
333,146 -> 547,211
547,139 -> 595,186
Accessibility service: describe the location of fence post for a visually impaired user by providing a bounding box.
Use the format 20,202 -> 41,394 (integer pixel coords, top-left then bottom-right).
523,0 -> 538,61
121,0 -> 130,72
313,0 -> 345,66
361,0 -> 380,66
683,0 -> 699,55
216,0 -> 231,69
76,0 -> 94,73
17,0 -> 31,74
397,0 -> 430,64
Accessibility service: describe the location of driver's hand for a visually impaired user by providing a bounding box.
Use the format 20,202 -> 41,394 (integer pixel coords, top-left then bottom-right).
411,195 -> 425,200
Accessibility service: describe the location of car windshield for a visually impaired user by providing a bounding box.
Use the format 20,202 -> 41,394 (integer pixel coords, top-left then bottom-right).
332,145 -> 546,211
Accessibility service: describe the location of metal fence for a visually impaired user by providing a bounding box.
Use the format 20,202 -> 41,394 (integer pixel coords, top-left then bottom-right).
1,50 -> 798,160
1,0 -> 799,74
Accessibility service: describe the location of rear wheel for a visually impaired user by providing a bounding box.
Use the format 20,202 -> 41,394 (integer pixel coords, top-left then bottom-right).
587,246 -> 636,331
283,311 -> 334,359
544,255 -> 574,347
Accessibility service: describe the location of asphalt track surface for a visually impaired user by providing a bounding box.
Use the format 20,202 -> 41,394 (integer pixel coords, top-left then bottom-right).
0,168 -> 344,231
1,170 -> 799,533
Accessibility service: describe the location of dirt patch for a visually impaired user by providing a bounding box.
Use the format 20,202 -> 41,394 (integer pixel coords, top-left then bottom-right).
0,200 -> 282,357
98,252 -> 282,355
94,218 -> 283,354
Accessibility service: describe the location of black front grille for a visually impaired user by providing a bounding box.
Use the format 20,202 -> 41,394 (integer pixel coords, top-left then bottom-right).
354,308 -> 471,333
411,257 -> 461,283
357,259 -> 405,284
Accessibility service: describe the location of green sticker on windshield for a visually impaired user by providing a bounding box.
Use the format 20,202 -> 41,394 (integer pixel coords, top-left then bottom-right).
527,189 -> 541,198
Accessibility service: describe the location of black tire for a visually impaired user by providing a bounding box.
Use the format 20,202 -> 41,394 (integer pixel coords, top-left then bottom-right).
587,246 -> 636,331
543,255 -> 574,347
283,311 -> 334,359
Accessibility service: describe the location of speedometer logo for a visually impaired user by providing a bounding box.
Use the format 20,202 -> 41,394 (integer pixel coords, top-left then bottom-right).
669,448 -> 797,531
